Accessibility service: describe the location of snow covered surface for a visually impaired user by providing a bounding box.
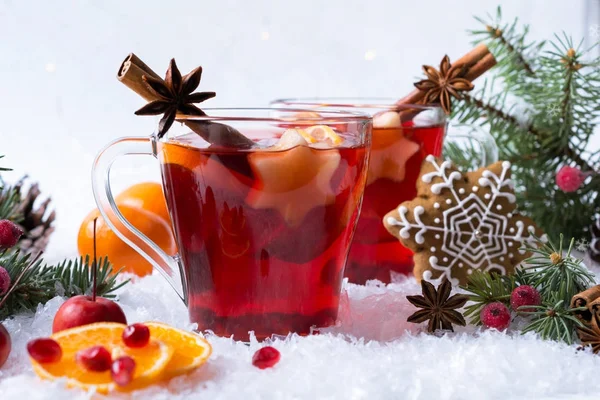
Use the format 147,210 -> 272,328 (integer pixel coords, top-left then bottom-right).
2,263 -> 600,399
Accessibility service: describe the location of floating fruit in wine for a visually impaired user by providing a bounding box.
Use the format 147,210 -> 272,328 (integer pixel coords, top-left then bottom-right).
0,323 -> 11,368
158,126 -> 368,340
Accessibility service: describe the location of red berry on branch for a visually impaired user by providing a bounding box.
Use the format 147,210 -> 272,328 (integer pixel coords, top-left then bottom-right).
76,345 -> 112,372
0,266 -> 10,296
510,285 -> 541,313
252,346 -> 281,369
111,356 -> 136,386
480,302 -> 511,331
122,323 -> 150,348
0,323 -> 11,368
556,166 -> 587,193
0,220 -> 23,249
27,338 -> 62,363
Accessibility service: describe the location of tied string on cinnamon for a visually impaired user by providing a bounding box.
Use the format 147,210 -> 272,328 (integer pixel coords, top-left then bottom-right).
117,54 -> 255,148
395,43 -> 497,119
571,285 -> 600,326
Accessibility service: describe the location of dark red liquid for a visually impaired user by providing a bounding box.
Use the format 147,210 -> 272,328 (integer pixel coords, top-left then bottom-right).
159,135 -> 368,341
345,122 -> 446,284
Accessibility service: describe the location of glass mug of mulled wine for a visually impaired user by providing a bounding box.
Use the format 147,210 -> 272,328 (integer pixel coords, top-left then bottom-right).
92,108 -> 371,341
272,98 -> 498,284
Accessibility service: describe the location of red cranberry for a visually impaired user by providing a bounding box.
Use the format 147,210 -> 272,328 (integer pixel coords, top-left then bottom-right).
481,302 -> 511,331
27,338 -> 62,363
252,346 -> 281,369
0,323 -> 11,368
0,220 -> 23,249
76,345 -> 112,372
111,356 -> 136,386
122,323 -> 150,348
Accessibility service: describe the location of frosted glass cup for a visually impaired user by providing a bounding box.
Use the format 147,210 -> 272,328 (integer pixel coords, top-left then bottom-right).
91,108 -> 372,341
272,98 -> 498,284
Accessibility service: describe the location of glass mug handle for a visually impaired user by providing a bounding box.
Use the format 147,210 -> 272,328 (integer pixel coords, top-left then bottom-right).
444,123 -> 498,167
91,136 -> 186,304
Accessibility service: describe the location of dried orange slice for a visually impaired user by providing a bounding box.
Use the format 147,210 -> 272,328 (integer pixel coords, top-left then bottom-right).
145,322 -> 212,379
305,125 -> 343,146
30,322 -> 173,394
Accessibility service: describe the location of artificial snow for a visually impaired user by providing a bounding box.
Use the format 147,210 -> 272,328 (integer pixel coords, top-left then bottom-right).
2,266 -> 600,399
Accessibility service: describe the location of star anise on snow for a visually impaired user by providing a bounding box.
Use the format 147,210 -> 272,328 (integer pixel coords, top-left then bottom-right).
406,278 -> 469,333
577,320 -> 600,354
135,59 -> 216,138
414,55 -> 474,115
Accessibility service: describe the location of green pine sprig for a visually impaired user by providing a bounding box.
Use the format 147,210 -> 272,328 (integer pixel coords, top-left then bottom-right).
520,235 -> 595,303
461,235 -> 596,343
461,270 -> 516,325
519,295 -> 585,345
0,250 -> 129,320
448,7 -> 600,241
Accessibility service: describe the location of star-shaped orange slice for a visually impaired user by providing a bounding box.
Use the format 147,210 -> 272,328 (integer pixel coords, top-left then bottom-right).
247,131 -> 341,227
367,112 -> 420,185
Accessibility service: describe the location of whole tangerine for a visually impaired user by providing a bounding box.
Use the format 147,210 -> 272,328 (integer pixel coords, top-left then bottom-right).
78,205 -> 176,277
115,182 -> 171,227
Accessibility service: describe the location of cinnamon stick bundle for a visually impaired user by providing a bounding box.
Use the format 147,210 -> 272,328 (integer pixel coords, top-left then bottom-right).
571,285 -> 600,325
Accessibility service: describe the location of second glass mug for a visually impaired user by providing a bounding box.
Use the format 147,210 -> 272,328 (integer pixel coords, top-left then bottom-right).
272,98 -> 498,284
91,108 -> 371,341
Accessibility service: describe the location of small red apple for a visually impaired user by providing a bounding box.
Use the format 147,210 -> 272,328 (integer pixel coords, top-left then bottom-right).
52,295 -> 127,333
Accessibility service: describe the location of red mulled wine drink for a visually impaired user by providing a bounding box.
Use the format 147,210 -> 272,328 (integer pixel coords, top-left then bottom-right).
272,99 -> 495,284
92,109 -> 371,341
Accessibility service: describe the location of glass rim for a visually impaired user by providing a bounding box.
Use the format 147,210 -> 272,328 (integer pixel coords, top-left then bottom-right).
271,97 -> 443,111
174,107 -> 372,124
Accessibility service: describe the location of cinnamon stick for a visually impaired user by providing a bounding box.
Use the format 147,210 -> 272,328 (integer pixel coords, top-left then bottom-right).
396,43 -> 497,107
117,53 -> 254,148
570,285 -> 600,324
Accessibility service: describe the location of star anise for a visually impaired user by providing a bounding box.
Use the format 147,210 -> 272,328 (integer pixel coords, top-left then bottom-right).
135,59 -> 216,138
414,55 -> 474,115
577,320 -> 600,354
406,278 -> 469,333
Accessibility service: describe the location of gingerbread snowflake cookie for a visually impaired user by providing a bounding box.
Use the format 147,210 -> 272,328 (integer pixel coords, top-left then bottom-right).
384,156 -> 546,286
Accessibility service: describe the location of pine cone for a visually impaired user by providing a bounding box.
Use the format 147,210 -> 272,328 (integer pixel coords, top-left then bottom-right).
13,180 -> 56,255
589,217 -> 600,263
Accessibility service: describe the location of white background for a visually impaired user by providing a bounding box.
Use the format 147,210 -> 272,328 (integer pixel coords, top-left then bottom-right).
0,0 -> 598,260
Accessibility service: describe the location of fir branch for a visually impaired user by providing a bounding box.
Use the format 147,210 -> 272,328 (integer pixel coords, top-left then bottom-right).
484,25 -> 535,76
0,185 -> 22,221
460,93 -> 597,173
520,296 -> 584,344
461,270 -> 516,325
0,251 -> 129,319
520,235 -> 595,303
471,6 -> 537,77
51,255 -> 128,298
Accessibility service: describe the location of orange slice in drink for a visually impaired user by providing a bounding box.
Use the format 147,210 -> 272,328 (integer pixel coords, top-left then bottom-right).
145,322 -> 212,379
305,125 -> 343,146
30,323 -> 173,394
